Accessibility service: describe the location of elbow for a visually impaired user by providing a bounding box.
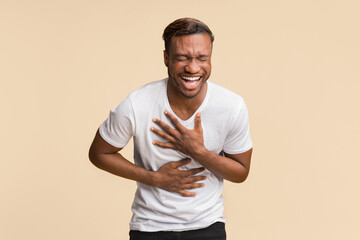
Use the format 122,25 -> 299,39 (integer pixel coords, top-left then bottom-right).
231,176 -> 248,184
230,170 -> 250,183
88,147 -> 101,168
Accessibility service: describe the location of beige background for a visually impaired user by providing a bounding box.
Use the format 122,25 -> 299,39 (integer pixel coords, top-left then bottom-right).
1,0 -> 359,239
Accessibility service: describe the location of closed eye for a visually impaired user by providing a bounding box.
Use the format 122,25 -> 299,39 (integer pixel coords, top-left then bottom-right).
198,55 -> 209,62
176,56 -> 188,61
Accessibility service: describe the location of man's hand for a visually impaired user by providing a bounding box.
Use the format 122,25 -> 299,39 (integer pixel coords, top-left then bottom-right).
151,111 -> 206,157
153,158 -> 206,197
151,111 -> 253,183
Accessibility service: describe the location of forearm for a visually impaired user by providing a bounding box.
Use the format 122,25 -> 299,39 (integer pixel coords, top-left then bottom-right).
151,112 -> 251,183
89,151 -> 155,187
192,148 -> 250,183
89,151 -> 207,197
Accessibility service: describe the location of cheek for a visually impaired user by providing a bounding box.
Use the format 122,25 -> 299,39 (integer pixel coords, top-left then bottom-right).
203,64 -> 211,73
169,64 -> 184,74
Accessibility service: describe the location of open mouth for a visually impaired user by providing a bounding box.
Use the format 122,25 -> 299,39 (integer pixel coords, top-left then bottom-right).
180,76 -> 201,89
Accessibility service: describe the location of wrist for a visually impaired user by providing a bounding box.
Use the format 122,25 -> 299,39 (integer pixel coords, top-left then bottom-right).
192,145 -> 209,161
147,170 -> 159,188
137,168 -> 158,187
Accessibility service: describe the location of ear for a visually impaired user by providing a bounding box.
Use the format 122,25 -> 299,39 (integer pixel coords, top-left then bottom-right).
163,50 -> 169,67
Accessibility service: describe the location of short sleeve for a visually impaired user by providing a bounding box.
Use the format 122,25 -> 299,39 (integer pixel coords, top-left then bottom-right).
99,95 -> 135,148
223,99 -> 253,154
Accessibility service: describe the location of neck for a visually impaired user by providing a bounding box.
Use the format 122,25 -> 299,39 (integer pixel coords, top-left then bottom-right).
167,81 -> 207,120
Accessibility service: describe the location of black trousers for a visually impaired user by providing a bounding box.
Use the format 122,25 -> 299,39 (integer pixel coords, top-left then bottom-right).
129,222 -> 226,240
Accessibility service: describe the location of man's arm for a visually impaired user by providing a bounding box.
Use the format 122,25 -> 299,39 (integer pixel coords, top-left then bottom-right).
89,130 -> 206,196
193,148 -> 252,183
151,111 -> 252,183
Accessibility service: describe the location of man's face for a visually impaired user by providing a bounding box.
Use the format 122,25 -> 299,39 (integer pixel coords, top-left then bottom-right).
164,33 -> 212,99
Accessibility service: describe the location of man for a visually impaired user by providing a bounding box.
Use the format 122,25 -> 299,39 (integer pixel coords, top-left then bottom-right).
89,18 -> 253,240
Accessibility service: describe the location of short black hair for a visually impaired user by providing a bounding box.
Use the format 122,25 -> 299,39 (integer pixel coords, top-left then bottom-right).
162,18 -> 214,54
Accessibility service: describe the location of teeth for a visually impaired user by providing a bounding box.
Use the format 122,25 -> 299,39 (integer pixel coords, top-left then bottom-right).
181,76 -> 201,81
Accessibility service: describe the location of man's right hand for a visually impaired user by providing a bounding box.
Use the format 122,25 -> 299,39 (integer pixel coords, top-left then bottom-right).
152,158 -> 207,197
90,130 -> 206,197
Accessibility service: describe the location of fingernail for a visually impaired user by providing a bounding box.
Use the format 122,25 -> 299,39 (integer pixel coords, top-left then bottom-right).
164,110 -> 168,115
152,118 -> 156,122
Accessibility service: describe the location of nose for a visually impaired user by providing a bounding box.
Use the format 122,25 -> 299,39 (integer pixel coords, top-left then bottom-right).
185,59 -> 200,73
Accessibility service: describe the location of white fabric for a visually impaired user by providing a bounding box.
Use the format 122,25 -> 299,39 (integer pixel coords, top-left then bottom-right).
99,78 -> 253,232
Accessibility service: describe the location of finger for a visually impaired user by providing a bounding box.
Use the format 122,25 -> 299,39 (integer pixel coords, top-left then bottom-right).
150,127 -> 176,142
182,167 -> 206,177
183,182 -> 205,190
172,158 -> 192,168
178,190 -> 197,197
152,140 -> 177,150
182,175 -> 207,184
152,118 -> 178,136
178,182 -> 206,197
164,110 -> 186,133
194,112 -> 203,133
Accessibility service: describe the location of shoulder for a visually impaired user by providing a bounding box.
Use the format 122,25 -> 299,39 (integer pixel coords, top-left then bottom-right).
129,79 -> 166,99
121,78 -> 167,115
111,79 -> 166,112
207,81 -> 246,110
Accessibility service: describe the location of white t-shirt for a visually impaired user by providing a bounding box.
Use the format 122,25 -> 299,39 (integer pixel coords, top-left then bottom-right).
99,78 -> 253,232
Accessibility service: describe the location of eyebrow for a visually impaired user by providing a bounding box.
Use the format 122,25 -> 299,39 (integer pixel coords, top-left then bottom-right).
175,54 -> 209,58
175,54 -> 189,58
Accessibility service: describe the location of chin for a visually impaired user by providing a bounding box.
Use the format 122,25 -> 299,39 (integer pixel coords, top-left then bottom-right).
180,92 -> 198,99
179,83 -> 205,99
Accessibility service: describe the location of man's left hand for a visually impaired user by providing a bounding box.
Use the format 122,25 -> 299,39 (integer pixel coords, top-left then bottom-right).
151,111 -> 205,157
151,110 -> 253,183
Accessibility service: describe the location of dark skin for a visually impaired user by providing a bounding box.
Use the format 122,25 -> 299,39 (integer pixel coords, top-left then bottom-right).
89,33 -> 252,197
89,130 -> 206,197
151,111 -> 252,183
156,33 -> 252,183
